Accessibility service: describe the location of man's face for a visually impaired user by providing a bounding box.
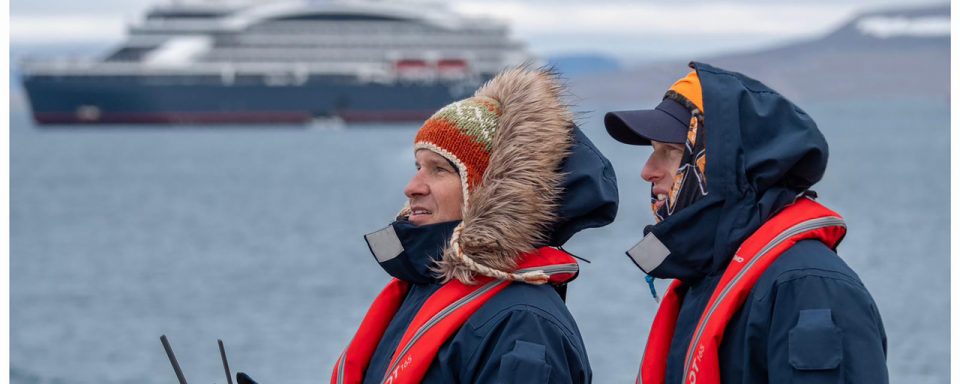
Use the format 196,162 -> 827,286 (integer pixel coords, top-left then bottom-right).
404,149 -> 465,226
642,140 -> 684,213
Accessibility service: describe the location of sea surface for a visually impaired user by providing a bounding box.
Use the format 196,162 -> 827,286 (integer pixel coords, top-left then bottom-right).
10,94 -> 949,383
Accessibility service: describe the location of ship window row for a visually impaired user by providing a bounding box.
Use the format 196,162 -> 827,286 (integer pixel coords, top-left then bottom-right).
133,20 -> 505,36
246,21 -> 504,35
146,11 -> 228,20
122,32 -> 515,48
29,72 -> 511,85
193,58 -> 509,66
216,34 -> 517,48
23,58 -> 523,78
197,55 -> 509,66
199,56 -> 509,66
201,48 -> 510,61
247,22 -> 435,34
214,41 -> 518,50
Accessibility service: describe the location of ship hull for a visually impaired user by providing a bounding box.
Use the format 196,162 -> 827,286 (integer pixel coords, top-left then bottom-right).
21,74 -> 483,125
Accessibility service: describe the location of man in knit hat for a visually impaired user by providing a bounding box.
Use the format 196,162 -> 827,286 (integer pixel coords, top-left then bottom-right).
605,63 -> 887,383
332,67 -> 619,384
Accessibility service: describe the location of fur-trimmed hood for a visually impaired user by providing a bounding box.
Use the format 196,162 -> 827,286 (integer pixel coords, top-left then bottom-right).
398,67 -> 619,285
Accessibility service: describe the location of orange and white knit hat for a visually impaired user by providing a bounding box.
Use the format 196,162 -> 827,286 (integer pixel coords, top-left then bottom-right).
413,96 -> 502,205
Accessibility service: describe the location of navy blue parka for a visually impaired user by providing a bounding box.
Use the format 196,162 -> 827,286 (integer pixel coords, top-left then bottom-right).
362,125 -> 618,384
631,62 -> 888,384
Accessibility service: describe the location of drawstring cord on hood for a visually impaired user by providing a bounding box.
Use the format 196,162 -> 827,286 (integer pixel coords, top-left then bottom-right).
449,223 -> 551,285
558,246 -> 591,264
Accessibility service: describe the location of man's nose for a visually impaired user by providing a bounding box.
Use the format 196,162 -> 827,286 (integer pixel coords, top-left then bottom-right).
641,157 -> 659,183
404,171 -> 429,198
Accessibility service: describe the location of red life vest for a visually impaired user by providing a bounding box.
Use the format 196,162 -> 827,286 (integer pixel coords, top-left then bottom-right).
332,246 -> 579,384
637,198 -> 846,384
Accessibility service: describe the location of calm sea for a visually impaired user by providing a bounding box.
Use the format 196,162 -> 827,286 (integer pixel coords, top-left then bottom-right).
10,94 -> 949,383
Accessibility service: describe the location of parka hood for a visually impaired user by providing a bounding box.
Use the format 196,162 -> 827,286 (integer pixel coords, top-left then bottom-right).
390,67 -> 618,285
628,62 -> 828,281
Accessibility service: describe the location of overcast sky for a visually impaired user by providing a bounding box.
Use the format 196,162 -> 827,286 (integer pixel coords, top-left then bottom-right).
9,0 -> 949,61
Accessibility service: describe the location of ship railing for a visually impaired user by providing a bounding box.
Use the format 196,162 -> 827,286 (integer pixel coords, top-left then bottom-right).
18,60 -> 398,77
19,60 -> 529,89
227,33 -> 516,48
201,48 -> 513,63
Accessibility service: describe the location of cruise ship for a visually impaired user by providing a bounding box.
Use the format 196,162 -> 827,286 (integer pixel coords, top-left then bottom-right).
19,0 -> 533,125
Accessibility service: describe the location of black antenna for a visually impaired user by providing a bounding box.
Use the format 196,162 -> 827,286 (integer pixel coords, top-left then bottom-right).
160,335 -> 189,384
219,339 -> 234,384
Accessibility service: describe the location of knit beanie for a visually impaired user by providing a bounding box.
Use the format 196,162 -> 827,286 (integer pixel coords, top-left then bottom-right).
413,95 -> 503,205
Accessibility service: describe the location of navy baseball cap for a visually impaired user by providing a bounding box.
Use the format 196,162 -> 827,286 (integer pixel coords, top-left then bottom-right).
604,98 -> 691,146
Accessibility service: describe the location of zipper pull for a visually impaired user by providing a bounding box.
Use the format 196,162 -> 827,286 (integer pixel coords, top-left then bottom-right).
645,275 -> 659,303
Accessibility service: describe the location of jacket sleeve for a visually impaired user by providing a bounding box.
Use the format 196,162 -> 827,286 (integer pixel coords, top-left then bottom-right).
765,274 -> 888,383
431,307 -> 591,384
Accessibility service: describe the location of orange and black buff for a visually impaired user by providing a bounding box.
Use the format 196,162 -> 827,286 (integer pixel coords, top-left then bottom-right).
653,93 -> 708,223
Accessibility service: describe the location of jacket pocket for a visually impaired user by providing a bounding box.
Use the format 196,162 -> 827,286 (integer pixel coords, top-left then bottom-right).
789,309 -> 843,383
499,340 -> 552,383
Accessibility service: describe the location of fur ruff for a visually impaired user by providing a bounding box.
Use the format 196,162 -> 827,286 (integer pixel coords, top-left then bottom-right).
433,67 -> 574,284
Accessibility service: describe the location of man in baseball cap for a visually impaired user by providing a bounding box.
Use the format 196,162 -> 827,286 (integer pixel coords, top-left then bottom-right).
604,63 -> 887,384
606,70 -> 706,223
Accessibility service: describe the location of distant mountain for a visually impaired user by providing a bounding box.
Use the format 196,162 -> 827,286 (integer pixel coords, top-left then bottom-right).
570,4 -> 950,105
547,54 -> 621,77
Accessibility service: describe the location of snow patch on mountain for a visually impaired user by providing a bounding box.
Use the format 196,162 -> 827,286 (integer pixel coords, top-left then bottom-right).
857,15 -> 950,39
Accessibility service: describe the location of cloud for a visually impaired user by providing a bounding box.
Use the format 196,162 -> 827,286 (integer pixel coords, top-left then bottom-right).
10,1 -> 862,61
11,15 -> 127,43
453,2 -> 858,37
450,2 -> 861,59
856,15 -> 951,38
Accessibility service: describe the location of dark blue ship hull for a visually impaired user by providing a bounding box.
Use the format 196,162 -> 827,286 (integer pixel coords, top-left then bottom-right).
21,73 -> 483,125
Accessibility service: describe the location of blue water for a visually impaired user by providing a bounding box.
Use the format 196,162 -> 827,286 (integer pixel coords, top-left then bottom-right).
10,94 -> 949,383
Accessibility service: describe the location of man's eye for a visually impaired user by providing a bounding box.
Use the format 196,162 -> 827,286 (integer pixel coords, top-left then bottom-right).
435,166 -> 449,173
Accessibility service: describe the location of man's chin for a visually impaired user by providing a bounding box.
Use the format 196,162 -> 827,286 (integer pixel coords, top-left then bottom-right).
408,215 -> 465,227
407,214 -> 434,226
652,199 -> 666,212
